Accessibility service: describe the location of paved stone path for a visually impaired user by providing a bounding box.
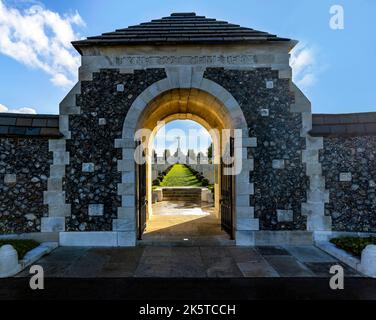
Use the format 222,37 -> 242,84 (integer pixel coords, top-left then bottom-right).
144,201 -> 229,244
16,245 -> 360,278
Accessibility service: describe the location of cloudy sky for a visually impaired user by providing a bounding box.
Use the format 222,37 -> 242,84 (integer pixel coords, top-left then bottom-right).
0,0 -> 375,116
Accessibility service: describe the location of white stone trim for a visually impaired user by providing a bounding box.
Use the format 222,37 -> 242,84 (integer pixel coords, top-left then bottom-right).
3,174 -> 16,184
289,83 -> 332,232
43,82 -> 81,232
59,231 -> 136,247
79,49 -> 292,74
41,217 -> 65,233
122,76 -> 248,132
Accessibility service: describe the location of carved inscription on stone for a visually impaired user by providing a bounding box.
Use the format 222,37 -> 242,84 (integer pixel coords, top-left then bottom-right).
110,54 -> 256,67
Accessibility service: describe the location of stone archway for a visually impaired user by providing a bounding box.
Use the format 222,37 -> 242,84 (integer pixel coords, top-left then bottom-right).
114,69 -> 259,246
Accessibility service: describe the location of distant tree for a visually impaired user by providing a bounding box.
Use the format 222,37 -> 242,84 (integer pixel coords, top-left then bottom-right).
207,143 -> 213,160
164,149 -> 171,163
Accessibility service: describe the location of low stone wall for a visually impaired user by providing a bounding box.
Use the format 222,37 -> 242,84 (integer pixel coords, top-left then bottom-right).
0,113 -> 60,235
0,137 -> 52,233
152,187 -> 213,204
311,113 -> 376,233
320,136 -> 376,232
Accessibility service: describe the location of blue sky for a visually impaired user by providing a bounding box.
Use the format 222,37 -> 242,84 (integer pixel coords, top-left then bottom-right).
153,120 -> 212,156
0,0 -> 375,116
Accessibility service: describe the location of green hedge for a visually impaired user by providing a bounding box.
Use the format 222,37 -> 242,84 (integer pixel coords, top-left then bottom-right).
0,239 -> 40,259
330,237 -> 376,257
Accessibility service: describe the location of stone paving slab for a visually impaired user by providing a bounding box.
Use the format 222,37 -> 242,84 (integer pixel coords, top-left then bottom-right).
134,262 -> 172,277
63,251 -> 110,278
15,245 -> 362,278
237,259 -> 279,277
98,263 -> 135,278
263,255 -> 315,277
284,246 -> 337,263
169,262 -> 207,278
227,247 -> 263,263
204,257 -> 243,278
256,246 -> 291,256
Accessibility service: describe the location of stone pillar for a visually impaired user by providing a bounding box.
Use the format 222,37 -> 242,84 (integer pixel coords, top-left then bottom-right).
290,82 -> 331,232
42,83 -> 81,233
235,136 -> 259,246
115,138 -> 137,246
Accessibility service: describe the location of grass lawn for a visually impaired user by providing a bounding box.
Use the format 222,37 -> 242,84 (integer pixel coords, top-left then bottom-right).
160,164 -> 203,187
330,236 -> 376,257
0,239 -> 40,259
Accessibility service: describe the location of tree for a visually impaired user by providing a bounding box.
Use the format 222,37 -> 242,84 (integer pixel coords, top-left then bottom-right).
164,149 -> 171,162
207,143 -> 213,160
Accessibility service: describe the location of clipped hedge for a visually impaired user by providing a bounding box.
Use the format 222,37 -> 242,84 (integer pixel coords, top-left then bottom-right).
152,178 -> 161,186
202,178 -> 209,186
330,236 -> 376,257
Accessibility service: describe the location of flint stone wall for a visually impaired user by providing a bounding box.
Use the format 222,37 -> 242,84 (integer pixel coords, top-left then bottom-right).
204,67 -> 308,230
65,68 -> 166,231
0,137 -> 51,233
320,136 -> 376,232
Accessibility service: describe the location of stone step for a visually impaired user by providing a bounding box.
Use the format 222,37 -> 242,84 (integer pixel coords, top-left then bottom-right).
163,191 -> 201,193
162,188 -> 203,202
162,194 -> 201,197
138,238 -> 235,247
163,194 -> 201,197
162,188 -> 202,191
162,193 -> 201,196
163,196 -> 201,199
163,191 -> 202,194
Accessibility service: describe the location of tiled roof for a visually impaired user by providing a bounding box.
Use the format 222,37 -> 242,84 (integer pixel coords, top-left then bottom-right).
0,113 -> 61,138
2,111 -> 375,139
311,113 -> 376,137
72,12 -> 290,53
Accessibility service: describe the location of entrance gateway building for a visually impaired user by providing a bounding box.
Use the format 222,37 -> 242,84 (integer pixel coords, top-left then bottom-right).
1,13 -> 376,246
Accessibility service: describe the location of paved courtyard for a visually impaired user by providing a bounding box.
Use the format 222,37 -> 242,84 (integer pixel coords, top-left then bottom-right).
16,245 -> 360,278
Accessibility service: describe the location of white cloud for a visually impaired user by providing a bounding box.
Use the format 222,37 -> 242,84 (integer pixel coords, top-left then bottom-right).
51,73 -> 72,87
290,43 -> 318,90
0,0 -> 85,88
0,103 -> 36,114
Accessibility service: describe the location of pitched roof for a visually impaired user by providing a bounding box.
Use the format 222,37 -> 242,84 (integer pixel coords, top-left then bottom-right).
310,113 -> 376,137
72,12 -> 290,53
0,113 -> 61,138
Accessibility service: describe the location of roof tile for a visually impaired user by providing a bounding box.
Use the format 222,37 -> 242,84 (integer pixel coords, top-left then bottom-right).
72,12 -> 290,53
32,118 -> 47,127
0,114 -> 61,138
0,117 -> 16,126
16,118 -> 33,126
311,113 -> 376,137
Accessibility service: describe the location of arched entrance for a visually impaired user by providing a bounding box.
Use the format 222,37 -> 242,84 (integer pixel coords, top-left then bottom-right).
116,74 -> 256,246
144,119 -> 218,243
137,88 -> 239,242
